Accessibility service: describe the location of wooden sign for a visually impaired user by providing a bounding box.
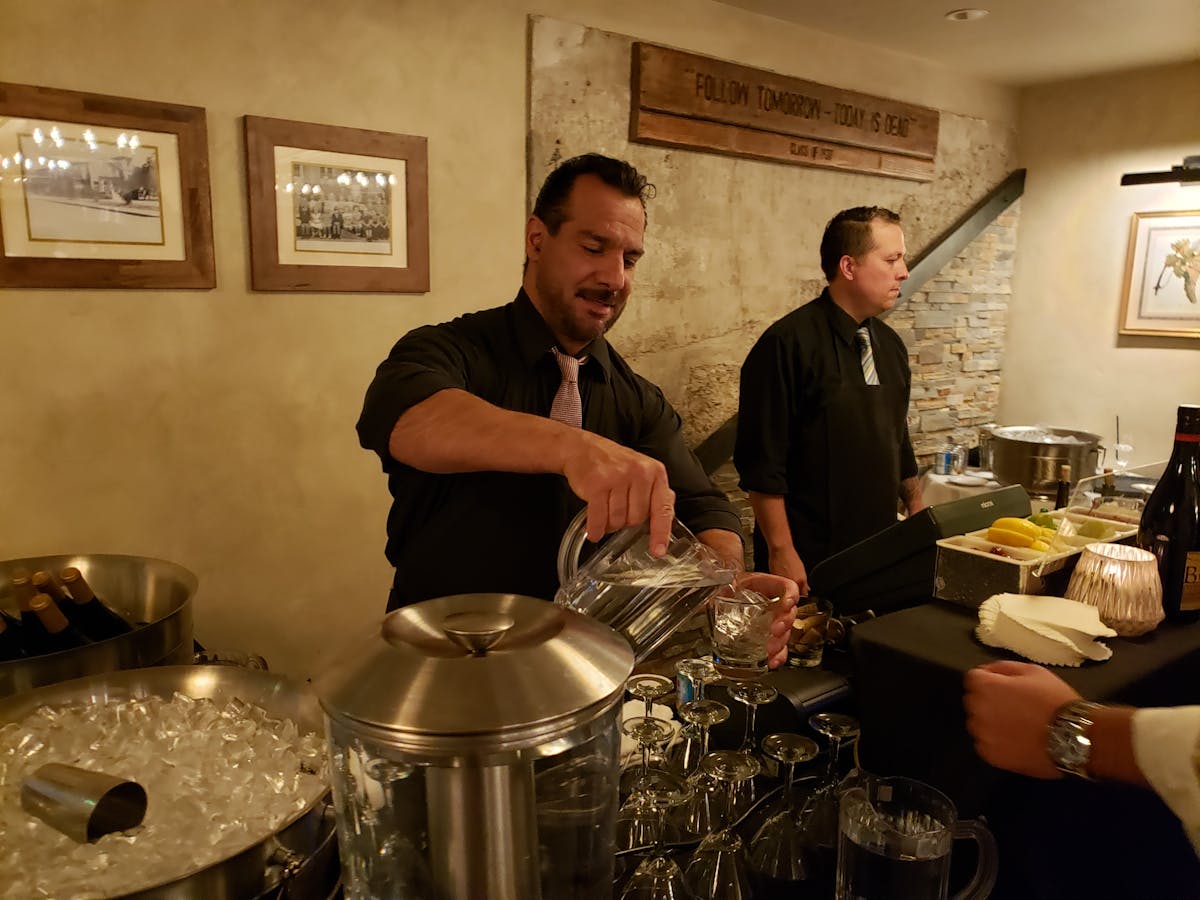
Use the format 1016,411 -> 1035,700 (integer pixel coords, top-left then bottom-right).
630,44 -> 939,182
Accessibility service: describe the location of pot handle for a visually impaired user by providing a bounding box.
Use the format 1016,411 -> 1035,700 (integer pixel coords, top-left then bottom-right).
192,648 -> 269,670
1097,444 -> 1107,469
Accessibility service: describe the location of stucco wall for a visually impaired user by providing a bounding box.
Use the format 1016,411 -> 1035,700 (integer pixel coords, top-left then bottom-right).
529,17 -> 1018,445
1002,60 -> 1200,466
0,0 -> 1017,679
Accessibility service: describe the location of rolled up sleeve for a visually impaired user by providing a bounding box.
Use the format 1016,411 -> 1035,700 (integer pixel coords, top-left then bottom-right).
356,325 -> 472,467
735,332 -> 791,496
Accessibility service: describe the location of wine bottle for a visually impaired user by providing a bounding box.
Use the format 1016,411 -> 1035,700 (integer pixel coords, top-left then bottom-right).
32,570 -> 73,614
23,593 -> 91,655
14,575 -> 42,634
1100,467 -> 1117,501
0,614 -> 26,661
1138,405 -> 1200,620
1055,464 -> 1072,510
59,567 -> 133,640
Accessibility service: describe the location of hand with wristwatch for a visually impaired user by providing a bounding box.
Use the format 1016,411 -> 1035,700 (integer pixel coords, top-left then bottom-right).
963,660 -> 1147,786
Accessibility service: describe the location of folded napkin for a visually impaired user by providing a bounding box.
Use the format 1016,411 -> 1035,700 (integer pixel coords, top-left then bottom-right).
976,593 -> 1117,666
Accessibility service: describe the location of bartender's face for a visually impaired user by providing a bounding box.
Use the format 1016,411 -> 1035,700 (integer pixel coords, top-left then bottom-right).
525,175 -> 645,355
846,219 -> 909,317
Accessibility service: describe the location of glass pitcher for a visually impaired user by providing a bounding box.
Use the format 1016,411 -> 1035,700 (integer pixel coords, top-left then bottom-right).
836,776 -> 997,900
554,508 -> 735,663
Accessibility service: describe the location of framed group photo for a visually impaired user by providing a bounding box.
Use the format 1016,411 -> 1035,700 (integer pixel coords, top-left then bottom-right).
1119,209 -> 1200,339
0,81 -> 215,289
243,116 -> 429,292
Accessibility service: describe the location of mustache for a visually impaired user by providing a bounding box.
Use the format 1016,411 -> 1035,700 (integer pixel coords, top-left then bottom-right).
577,288 -> 619,304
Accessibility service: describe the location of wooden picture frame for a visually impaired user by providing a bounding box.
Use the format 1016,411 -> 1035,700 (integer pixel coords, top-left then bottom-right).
1119,210 -> 1200,339
0,81 -> 215,289
243,116 -> 429,292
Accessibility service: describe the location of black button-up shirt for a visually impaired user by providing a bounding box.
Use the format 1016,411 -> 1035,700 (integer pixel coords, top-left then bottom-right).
357,290 -> 741,608
735,289 -> 918,567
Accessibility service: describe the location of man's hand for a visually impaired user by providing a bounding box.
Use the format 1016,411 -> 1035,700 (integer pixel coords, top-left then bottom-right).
767,545 -> 809,598
560,431 -> 676,554
736,572 -> 799,669
963,660 -> 1082,779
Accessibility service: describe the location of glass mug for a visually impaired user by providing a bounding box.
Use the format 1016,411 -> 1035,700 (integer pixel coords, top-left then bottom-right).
836,776 -> 997,900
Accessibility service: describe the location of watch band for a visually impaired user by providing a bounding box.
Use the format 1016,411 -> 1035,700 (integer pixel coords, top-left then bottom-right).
1048,700 -> 1103,779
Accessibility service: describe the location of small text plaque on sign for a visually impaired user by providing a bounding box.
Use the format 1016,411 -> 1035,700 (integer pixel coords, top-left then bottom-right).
630,44 -> 939,182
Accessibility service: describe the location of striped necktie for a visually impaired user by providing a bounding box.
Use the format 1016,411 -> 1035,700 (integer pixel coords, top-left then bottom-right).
549,348 -> 584,428
855,326 -> 880,386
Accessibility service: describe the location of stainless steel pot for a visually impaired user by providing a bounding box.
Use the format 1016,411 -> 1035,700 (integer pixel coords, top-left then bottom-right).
0,554 -> 195,698
0,665 -> 337,900
989,426 -> 1105,498
318,593 -> 634,900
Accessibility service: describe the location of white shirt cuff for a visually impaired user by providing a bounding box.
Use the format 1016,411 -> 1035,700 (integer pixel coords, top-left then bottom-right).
1131,706 -> 1200,855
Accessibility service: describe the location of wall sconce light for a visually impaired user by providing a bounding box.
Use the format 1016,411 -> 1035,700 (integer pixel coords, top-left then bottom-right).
1120,155 -> 1200,186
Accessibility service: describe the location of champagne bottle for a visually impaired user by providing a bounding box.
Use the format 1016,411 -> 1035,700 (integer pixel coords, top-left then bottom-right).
1138,405 -> 1200,620
0,614 -> 27,661
59,567 -> 133,640
1055,464 -> 1072,510
24,593 -> 91,655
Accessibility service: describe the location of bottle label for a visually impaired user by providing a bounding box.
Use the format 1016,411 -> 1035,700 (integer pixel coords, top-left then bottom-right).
1182,551 -> 1200,612
1176,433 -> 1200,443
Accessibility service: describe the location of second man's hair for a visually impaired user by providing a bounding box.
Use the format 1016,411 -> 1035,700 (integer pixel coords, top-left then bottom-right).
820,206 -> 901,281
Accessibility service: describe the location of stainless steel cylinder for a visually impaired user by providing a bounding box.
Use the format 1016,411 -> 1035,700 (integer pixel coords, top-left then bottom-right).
426,762 -> 541,900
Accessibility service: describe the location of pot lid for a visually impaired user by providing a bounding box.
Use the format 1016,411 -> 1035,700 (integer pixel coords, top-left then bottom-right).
316,594 -> 633,752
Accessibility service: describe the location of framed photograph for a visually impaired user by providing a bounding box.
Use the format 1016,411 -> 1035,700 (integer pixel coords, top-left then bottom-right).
1119,210 -> 1200,339
0,81 -> 215,289
244,116 -> 429,292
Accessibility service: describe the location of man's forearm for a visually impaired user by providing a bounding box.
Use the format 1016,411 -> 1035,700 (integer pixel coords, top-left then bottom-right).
696,529 -> 745,573
1089,706 -> 1149,787
747,492 -> 794,552
900,475 -> 926,514
388,388 -> 575,474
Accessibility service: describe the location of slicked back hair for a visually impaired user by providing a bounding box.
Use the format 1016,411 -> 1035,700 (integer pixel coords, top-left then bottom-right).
531,153 -> 655,235
819,206 -> 902,282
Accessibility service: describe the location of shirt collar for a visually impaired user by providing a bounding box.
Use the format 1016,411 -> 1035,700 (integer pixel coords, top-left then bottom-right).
818,288 -> 869,347
512,289 -> 613,381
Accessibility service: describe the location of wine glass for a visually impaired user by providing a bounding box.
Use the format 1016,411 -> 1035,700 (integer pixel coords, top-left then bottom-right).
621,716 -> 676,799
788,713 -> 861,893
675,657 -> 719,703
684,751 -> 761,899
628,674 -> 674,718
618,772 -> 694,900
672,698 -> 729,774
748,734 -> 821,892
729,681 -> 778,756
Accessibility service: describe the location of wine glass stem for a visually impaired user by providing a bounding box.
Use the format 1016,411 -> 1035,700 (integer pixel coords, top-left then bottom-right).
743,703 -> 757,750
701,724 -> 711,756
643,696 -> 652,718
641,741 -> 651,777
783,761 -> 796,813
828,735 -> 842,783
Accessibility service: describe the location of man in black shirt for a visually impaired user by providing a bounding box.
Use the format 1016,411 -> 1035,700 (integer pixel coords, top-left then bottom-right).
735,206 -> 926,595
358,154 -> 796,664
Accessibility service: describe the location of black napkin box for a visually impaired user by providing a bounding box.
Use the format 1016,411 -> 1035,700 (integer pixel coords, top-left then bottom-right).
807,484 -> 1032,616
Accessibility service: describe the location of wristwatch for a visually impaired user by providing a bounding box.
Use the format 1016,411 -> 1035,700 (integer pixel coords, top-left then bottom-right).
1047,700 -> 1103,778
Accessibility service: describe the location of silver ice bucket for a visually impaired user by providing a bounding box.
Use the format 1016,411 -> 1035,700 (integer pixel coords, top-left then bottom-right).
0,554 -> 195,698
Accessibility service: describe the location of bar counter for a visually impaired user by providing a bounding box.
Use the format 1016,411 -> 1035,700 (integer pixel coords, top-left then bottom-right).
851,601 -> 1200,898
